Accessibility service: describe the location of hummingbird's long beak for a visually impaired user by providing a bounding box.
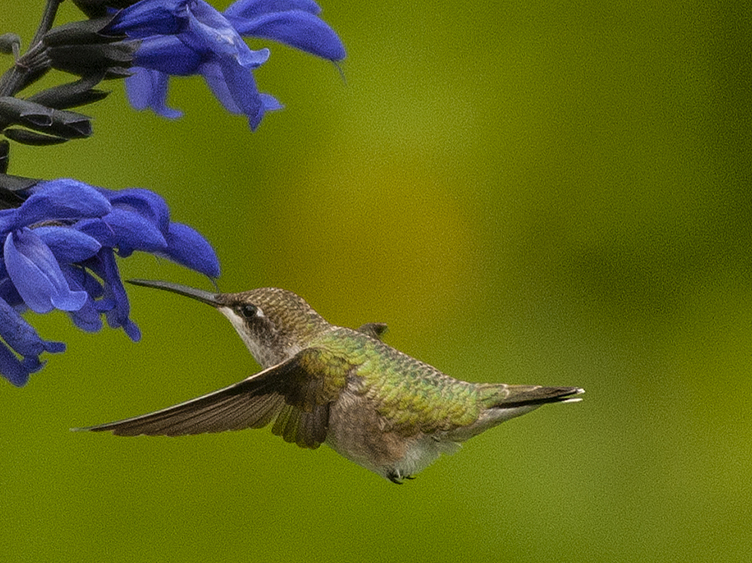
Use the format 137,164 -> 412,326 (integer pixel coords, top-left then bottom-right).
127,279 -> 222,307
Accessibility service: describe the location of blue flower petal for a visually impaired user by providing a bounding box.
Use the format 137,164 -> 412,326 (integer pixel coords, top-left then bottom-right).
34,226 -> 102,263
62,268 -> 106,333
0,276 -> 23,309
184,1 -> 251,59
260,93 -> 284,111
78,209 -> 167,256
225,0 -> 323,19
106,0 -> 185,37
78,267 -> 106,301
230,10 -> 345,61
105,209 -> 168,255
158,222 -> 220,278
101,188 -> 172,234
199,58 -> 263,121
68,299 -> 105,333
22,355 -> 44,374
8,179 -> 111,231
0,342 -> 35,387
96,250 -> 141,341
0,294 -> 60,386
132,36 -> 202,76
74,218 -> 116,248
125,68 -> 183,118
4,228 -> 88,313
0,297 -> 65,357
0,210 -> 15,231
125,37 -> 196,119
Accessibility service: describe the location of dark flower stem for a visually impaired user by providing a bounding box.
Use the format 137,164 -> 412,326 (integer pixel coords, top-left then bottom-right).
0,0 -> 61,97
30,0 -> 63,48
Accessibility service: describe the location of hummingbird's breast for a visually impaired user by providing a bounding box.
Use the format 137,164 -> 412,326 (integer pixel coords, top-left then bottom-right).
325,384 -> 461,481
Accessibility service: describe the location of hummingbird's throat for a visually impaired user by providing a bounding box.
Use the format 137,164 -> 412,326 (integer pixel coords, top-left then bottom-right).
218,307 -> 289,368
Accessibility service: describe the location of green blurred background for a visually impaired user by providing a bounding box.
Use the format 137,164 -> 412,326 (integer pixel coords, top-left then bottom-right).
2,1 -> 751,561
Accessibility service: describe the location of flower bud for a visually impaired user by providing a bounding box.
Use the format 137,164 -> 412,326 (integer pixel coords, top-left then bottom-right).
72,0 -> 143,19
47,42 -> 136,77
27,74 -> 109,110
0,33 -> 21,56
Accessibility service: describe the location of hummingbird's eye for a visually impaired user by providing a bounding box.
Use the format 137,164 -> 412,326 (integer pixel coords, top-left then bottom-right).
237,304 -> 258,319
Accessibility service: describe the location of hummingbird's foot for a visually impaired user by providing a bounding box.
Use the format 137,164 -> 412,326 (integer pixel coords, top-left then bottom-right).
387,471 -> 403,484
387,471 -> 415,484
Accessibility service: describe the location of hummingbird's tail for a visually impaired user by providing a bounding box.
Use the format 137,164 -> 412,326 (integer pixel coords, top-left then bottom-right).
484,385 -> 584,409
444,384 -> 583,442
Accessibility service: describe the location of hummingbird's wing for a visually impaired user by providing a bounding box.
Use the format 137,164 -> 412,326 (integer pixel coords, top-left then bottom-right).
357,322 -> 388,340
77,348 -> 352,449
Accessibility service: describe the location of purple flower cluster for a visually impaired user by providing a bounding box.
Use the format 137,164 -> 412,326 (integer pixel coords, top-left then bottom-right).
106,0 -> 345,129
0,178 -> 219,386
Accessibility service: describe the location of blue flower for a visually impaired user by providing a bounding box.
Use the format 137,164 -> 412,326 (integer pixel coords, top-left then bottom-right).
224,0 -> 346,61
0,297 -> 65,387
106,0 -> 345,130
0,178 -> 220,386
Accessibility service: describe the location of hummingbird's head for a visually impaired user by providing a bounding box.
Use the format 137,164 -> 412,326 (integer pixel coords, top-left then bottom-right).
128,280 -> 329,368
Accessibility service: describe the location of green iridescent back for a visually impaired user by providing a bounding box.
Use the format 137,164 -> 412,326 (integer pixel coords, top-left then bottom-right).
312,327 -> 488,435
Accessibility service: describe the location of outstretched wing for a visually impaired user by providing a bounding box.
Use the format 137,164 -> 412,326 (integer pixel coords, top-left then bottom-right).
77,348 -> 353,449
357,322 -> 388,340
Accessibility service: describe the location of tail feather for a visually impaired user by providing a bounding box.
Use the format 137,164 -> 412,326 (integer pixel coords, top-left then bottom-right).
444,385 -> 583,442
484,385 -> 584,409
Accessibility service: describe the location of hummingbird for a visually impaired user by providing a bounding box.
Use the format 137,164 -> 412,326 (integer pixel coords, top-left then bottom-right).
80,280 -> 584,484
